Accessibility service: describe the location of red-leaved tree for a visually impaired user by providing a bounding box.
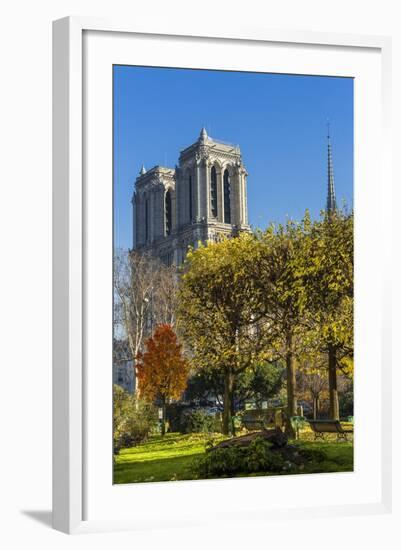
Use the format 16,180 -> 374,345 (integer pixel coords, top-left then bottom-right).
136,324 -> 189,435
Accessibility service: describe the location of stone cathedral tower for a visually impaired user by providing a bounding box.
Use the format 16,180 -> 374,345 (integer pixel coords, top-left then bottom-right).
133,128 -> 250,265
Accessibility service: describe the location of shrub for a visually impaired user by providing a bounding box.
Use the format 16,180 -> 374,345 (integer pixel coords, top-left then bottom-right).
113,385 -> 158,454
166,403 -> 189,433
290,416 -> 307,438
243,438 -> 285,472
194,446 -> 244,478
192,437 -> 331,478
340,390 -> 354,418
167,406 -> 221,434
192,437 -> 286,478
183,409 -> 217,434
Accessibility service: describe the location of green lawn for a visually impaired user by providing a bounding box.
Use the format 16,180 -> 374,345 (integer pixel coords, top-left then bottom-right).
113,430 -> 353,484
291,440 -> 353,474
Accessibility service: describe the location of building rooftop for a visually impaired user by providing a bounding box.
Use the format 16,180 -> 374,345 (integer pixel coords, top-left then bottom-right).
135,165 -> 175,185
179,127 -> 241,159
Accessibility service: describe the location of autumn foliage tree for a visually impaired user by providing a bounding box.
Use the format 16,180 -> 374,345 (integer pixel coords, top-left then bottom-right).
178,211 -> 353,436
299,210 -> 353,420
253,219 -> 308,436
136,324 -> 189,435
178,234 -> 275,436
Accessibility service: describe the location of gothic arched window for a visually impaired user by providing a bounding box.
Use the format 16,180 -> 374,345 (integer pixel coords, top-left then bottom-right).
145,198 -> 149,242
165,190 -> 172,236
223,169 -> 231,224
210,166 -> 218,217
188,175 -> 193,222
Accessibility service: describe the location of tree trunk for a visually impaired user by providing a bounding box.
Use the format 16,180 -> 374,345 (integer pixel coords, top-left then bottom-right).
222,369 -> 234,436
313,397 -> 319,420
161,399 -> 167,436
134,364 -> 140,399
285,332 -> 297,438
230,394 -> 236,436
328,345 -> 339,420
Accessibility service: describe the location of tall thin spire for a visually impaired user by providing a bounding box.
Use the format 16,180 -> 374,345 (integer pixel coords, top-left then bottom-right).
326,122 -> 337,214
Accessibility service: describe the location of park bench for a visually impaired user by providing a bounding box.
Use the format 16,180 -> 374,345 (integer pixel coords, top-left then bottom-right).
242,417 -> 267,431
308,420 -> 353,442
242,408 -> 287,432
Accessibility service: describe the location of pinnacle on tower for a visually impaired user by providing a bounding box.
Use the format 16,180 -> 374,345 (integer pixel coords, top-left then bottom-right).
326,123 -> 337,215
199,127 -> 208,142
139,164 -> 147,175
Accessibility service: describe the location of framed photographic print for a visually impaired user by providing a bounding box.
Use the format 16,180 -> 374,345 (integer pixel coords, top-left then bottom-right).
53,17 -> 392,534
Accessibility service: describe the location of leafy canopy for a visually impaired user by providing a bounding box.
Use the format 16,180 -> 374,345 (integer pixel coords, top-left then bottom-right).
136,324 -> 190,404
178,233 -> 273,376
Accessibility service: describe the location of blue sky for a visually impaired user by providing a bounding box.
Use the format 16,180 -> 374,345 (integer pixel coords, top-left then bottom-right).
114,66 -> 353,250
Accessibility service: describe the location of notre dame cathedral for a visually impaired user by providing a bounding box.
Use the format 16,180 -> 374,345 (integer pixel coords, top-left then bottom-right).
132,128 -> 251,265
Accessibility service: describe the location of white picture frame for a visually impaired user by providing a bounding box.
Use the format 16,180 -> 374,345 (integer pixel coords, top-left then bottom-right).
52,16 -> 392,534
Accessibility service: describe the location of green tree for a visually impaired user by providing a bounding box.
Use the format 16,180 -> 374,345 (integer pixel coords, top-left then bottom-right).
186,361 -> 284,411
178,234 -> 274,435
253,219 -> 309,436
240,362 -> 284,409
299,210 -> 353,420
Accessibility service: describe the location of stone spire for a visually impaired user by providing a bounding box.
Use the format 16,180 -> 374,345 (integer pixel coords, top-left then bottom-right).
199,127 -> 208,143
139,164 -> 147,175
326,123 -> 337,215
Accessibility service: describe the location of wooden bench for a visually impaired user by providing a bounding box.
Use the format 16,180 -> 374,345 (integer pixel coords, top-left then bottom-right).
308,420 -> 353,442
242,408 -> 287,432
242,417 -> 267,431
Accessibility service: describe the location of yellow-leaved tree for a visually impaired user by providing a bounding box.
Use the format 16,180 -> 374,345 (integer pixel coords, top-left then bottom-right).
178,233 -> 275,436
298,210 -> 354,419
